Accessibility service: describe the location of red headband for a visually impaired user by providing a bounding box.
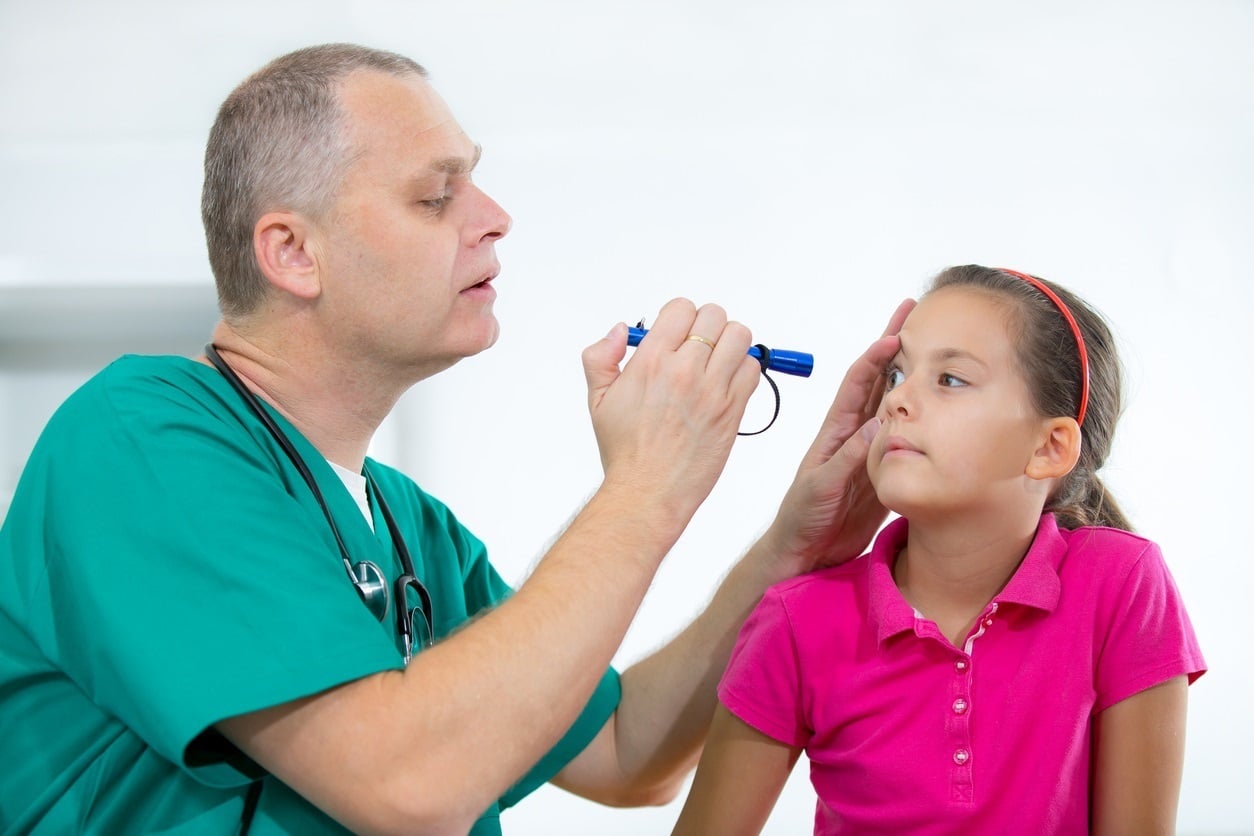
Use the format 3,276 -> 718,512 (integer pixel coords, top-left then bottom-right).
997,269 -> 1090,426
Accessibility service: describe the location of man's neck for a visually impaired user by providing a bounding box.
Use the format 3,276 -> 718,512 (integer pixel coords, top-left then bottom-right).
201,319 -> 406,472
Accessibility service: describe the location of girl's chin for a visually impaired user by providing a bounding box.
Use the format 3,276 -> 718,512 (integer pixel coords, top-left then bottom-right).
874,491 -> 930,524
872,481 -> 914,515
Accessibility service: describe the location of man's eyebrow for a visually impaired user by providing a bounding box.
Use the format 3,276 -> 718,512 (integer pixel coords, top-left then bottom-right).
431,144 -> 482,175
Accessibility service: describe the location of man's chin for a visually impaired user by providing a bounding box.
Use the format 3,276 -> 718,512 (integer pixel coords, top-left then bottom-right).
468,320 -> 500,356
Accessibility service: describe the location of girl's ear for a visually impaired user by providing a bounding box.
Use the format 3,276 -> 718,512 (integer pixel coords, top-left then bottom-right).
253,211 -> 322,301
1026,417 -> 1082,481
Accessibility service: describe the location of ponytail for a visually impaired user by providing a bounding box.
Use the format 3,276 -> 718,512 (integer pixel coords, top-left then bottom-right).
1047,471 -> 1133,532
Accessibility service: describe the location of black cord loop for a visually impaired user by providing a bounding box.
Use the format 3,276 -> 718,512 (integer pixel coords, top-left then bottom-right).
738,344 -> 782,436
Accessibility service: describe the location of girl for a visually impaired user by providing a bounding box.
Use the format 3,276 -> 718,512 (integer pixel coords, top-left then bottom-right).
674,265 -> 1206,834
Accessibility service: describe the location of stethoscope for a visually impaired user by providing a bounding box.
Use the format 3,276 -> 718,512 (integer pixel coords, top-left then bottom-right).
204,344 -> 433,664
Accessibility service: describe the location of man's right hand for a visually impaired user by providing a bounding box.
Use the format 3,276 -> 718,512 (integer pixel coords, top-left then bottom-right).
581,298 -> 762,532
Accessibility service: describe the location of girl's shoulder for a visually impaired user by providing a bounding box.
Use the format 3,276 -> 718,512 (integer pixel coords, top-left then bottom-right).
1055,524 -> 1163,572
764,554 -> 877,615
1051,523 -> 1177,605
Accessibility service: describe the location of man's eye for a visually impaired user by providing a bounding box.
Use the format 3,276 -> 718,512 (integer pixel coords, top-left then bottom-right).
419,193 -> 452,211
938,373 -> 967,388
884,367 -> 905,391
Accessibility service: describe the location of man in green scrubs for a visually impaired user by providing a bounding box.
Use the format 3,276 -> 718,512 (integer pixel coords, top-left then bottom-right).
0,44 -> 907,833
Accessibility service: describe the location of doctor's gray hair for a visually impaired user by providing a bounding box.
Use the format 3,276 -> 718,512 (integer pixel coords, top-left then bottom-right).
202,43 -> 426,319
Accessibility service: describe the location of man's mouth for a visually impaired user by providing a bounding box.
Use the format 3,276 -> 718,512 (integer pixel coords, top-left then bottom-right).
463,271 -> 496,294
462,271 -> 498,293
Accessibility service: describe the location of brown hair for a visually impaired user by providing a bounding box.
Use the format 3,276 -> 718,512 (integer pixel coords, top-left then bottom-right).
201,44 -> 426,319
928,265 -> 1132,531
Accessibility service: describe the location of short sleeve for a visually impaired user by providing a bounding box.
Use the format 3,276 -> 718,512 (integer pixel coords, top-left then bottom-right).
459,528 -> 513,616
497,667 -> 622,810
717,587 -> 810,748
1093,541 -> 1207,713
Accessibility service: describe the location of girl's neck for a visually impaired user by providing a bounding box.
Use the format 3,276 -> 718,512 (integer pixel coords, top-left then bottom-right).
892,509 -> 1043,646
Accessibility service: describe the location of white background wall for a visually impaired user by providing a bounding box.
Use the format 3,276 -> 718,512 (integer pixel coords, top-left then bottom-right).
2,1 -> 1251,833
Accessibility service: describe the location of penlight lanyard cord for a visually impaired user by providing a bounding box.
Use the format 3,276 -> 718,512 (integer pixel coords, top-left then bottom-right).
737,345 -> 781,436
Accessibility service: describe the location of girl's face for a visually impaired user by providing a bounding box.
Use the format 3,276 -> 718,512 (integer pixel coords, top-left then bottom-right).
867,286 -> 1051,523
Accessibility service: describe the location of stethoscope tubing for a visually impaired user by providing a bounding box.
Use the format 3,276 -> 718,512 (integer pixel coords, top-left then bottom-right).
203,344 -> 433,659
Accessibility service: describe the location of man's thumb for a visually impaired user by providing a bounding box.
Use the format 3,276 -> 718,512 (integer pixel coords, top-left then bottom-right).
829,416 -> 881,472
582,322 -> 628,403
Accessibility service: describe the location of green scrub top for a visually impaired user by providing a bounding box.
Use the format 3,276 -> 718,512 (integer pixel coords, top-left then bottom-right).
0,355 -> 621,834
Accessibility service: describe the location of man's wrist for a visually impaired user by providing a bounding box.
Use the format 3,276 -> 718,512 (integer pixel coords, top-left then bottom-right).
735,529 -> 807,592
572,483 -> 692,572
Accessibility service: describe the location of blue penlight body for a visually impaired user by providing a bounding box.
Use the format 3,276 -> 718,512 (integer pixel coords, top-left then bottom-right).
626,326 -> 813,378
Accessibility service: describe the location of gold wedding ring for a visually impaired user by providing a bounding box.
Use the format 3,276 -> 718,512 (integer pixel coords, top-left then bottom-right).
685,334 -> 716,350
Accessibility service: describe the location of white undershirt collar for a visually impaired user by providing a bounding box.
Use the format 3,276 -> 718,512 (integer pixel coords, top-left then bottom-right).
328,461 -> 374,531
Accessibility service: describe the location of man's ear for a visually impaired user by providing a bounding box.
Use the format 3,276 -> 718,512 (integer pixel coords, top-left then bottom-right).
1026,417 -> 1082,481
253,211 -> 322,301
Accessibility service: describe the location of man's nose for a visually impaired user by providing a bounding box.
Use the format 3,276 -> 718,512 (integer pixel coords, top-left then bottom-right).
472,185 -> 511,243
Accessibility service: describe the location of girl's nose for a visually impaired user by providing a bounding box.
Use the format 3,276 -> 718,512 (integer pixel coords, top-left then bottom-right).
882,376 -> 912,418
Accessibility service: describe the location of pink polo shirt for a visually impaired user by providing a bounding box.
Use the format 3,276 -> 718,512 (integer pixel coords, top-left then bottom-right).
718,514 -> 1206,834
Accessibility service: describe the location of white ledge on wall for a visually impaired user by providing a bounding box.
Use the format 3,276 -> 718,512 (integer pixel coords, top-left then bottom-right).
0,282 -> 219,370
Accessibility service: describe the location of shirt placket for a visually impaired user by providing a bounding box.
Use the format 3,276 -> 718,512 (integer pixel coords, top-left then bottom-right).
948,601 -> 998,805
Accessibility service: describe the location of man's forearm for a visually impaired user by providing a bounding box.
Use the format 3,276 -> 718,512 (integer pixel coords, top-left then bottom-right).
610,538 -> 792,792
220,483 -> 694,833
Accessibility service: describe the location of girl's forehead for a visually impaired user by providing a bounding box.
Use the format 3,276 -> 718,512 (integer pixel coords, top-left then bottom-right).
899,286 -> 1017,354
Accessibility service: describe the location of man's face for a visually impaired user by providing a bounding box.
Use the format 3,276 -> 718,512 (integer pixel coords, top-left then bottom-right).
314,70 -> 512,380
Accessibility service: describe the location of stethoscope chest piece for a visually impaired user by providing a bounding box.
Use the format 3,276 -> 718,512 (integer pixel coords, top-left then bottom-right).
350,560 -> 390,621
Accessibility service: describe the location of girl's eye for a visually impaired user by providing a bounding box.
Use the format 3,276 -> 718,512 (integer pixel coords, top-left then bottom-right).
938,373 -> 967,388
884,367 -> 905,391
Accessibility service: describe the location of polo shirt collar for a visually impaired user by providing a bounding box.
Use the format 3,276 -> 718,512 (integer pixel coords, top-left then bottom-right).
995,513 -> 1065,612
867,514 -> 1065,644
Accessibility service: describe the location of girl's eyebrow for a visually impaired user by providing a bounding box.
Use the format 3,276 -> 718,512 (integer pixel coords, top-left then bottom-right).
891,334 -> 911,363
897,333 -> 987,368
930,347 -> 988,368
